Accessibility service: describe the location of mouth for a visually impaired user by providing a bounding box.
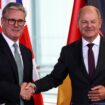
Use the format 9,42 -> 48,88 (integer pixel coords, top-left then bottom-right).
12,29 -> 20,32
85,29 -> 94,32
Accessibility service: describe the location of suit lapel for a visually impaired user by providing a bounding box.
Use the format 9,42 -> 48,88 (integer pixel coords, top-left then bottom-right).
0,34 -> 19,84
20,44 -> 29,81
73,40 -> 90,82
20,45 -> 25,81
75,37 -> 105,81
94,37 -> 105,79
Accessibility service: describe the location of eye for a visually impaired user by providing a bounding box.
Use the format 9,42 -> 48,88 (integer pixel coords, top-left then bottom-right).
3,17 -> 26,26
81,21 -> 87,24
17,19 -> 26,26
91,20 -> 96,24
8,19 -> 16,23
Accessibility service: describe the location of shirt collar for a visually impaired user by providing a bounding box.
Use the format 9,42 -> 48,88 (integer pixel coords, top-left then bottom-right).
2,32 -> 19,48
82,34 -> 100,47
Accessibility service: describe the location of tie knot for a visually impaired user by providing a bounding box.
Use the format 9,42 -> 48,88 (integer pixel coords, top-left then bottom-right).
13,43 -> 18,49
87,43 -> 94,49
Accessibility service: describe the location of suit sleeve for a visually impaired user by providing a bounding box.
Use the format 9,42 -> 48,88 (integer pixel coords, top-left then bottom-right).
0,81 -> 20,104
35,46 -> 69,93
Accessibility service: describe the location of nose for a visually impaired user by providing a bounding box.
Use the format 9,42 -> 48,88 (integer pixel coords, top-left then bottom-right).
14,21 -> 18,26
87,22 -> 92,27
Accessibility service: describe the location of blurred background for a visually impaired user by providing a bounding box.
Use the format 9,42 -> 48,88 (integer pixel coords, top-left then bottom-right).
23,0 -> 73,105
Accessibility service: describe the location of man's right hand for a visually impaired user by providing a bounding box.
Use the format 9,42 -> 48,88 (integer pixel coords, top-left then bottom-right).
20,82 -> 35,100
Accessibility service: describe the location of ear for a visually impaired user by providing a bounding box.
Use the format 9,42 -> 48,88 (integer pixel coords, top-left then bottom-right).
99,18 -> 102,29
1,17 -> 5,26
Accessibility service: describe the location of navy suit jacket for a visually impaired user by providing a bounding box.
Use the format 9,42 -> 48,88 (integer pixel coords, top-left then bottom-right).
0,33 -> 34,105
35,36 -> 105,104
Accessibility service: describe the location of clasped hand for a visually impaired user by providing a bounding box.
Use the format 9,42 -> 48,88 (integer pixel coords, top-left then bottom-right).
88,85 -> 105,102
20,82 -> 35,100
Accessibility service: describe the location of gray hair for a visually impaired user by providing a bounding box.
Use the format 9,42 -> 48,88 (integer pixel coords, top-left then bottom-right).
2,2 -> 26,18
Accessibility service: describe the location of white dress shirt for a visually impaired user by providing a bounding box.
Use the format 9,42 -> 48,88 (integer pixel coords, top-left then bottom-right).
82,35 -> 100,73
2,32 -> 23,65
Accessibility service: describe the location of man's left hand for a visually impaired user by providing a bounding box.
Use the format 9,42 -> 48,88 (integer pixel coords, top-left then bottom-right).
88,85 -> 105,101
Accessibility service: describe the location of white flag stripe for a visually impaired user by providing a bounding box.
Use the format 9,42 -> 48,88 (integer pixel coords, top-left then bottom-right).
32,59 -> 39,81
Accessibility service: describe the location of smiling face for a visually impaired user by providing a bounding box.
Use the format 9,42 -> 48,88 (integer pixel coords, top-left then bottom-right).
1,9 -> 25,42
78,6 -> 102,42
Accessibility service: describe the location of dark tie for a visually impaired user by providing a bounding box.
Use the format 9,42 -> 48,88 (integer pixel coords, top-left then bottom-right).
87,43 -> 95,79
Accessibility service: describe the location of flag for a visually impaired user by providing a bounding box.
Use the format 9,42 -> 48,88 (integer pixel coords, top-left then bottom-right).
0,0 -> 43,105
57,0 -> 86,105
19,25 -> 43,105
57,0 -> 105,105
87,0 -> 105,35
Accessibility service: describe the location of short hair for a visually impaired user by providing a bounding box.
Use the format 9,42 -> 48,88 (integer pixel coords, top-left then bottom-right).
78,5 -> 102,22
2,2 -> 26,18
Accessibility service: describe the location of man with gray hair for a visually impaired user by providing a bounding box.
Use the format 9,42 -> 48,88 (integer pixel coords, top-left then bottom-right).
0,2 -> 34,105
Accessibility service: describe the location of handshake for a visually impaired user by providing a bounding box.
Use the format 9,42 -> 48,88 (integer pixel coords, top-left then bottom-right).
20,82 -> 35,100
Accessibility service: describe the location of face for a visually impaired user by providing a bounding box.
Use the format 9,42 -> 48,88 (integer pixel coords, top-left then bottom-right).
78,7 -> 102,42
1,9 -> 25,41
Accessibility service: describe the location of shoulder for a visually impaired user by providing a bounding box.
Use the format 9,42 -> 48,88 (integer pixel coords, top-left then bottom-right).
19,43 -> 32,56
59,39 -> 82,57
63,39 -> 82,51
100,36 -> 105,43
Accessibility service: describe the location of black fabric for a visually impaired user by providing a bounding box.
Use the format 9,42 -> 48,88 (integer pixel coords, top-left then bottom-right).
0,33 -> 34,105
35,36 -> 105,104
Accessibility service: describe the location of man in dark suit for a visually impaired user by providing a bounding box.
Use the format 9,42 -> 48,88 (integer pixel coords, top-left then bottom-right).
26,5 -> 105,105
0,2 -> 35,105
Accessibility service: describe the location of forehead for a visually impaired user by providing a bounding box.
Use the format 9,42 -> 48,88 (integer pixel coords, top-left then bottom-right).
5,9 -> 25,18
79,7 -> 99,20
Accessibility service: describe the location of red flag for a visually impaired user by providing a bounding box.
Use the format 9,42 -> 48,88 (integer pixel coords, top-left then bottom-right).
0,0 -> 1,9
0,25 -> 1,32
67,0 -> 85,44
57,0 -> 86,105
19,25 -> 34,58
19,25 -> 44,105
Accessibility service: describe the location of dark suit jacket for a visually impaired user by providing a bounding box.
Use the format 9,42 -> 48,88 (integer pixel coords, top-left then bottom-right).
0,33 -> 34,105
35,36 -> 105,105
